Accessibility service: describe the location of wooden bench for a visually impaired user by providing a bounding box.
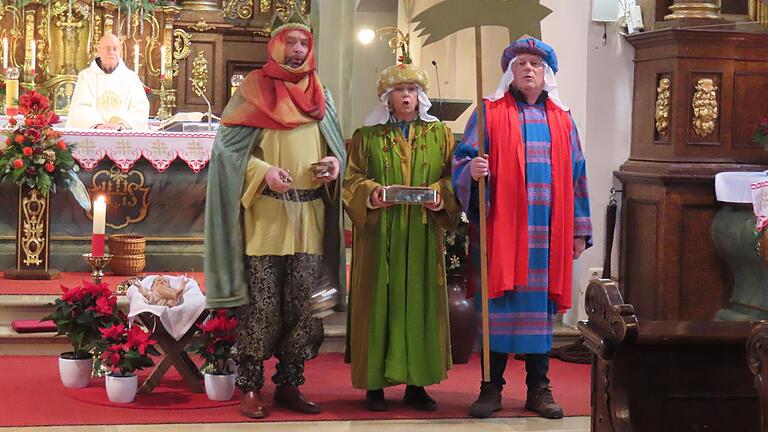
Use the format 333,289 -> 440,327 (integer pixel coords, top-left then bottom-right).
579,279 -> 759,432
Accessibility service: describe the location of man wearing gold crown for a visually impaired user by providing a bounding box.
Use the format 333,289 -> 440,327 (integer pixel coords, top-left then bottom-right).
343,53 -> 459,412
452,38 -> 592,419
204,3 -> 346,419
66,34 -> 149,130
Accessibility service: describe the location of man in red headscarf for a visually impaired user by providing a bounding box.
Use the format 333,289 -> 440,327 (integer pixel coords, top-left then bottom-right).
204,7 -> 347,419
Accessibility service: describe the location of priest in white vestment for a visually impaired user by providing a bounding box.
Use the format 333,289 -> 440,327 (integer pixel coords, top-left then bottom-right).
66,34 -> 150,130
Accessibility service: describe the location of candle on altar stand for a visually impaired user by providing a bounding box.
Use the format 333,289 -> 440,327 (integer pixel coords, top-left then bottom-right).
134,43 -> 139,73
160,45 -> 166,80
91,196 -> 106,257
30,40 -> 35,74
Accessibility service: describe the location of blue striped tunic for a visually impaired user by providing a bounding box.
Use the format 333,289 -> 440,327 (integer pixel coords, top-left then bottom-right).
452,91 -> 592,354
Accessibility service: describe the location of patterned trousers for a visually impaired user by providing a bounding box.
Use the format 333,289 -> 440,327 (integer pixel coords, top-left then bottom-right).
235,253 -> 324,391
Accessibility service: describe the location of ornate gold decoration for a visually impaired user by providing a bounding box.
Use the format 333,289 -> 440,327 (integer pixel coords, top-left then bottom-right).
191,51 -> 208,97
260,0 -> 271,13
223,0 -> 255,20
97,90 -> 121,112
88,166 -> 150,230
191,17 -> 215,32
665,2 -> 721,20
1,3 -> 24,70
180,0 -> 220,12
692,78 -> 718,138
655,77 -> 671,137
20,188 -> 47,267
24,9 -> 36,85
172,28 -> 191,77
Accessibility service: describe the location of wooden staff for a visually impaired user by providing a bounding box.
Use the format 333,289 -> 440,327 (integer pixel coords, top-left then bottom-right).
474,26 -> 491,382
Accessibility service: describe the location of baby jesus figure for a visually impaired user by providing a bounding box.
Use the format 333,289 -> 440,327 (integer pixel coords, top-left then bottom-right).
137,275 -> 187,307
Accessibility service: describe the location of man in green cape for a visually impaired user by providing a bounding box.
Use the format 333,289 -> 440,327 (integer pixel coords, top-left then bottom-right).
204,5 -> 346,419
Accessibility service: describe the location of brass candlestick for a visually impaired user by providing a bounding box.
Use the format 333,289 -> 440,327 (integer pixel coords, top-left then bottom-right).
82,253 -> 112,285
156,76 -> 176,120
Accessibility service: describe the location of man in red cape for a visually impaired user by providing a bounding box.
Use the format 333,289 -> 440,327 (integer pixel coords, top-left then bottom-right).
452,38 -> 592,419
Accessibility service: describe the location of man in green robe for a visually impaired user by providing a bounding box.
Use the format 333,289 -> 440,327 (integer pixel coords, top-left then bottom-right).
204,7 -> 346,419
343,58 -> 460,412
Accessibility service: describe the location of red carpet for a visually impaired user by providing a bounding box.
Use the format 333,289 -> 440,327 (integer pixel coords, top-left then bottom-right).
0,272 -> 206,295
0,353 -> 590,426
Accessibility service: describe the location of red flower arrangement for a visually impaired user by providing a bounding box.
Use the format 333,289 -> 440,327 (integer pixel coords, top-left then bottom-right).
754,116 -> 768,149
43,281 -> 124,360
0,90 -> 77,195
188,309 -> 238,375
99,322 -> 159,376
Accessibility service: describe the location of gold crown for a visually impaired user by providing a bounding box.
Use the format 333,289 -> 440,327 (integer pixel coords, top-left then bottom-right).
270,0 -> 311,37
377,63 -> 429,97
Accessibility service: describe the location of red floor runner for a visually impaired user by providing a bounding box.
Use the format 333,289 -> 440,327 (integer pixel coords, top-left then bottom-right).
0,272 -> 206,295
0,353 -> 590,426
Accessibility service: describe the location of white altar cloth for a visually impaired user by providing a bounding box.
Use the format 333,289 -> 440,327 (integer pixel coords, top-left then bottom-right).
60,129 -> 216,173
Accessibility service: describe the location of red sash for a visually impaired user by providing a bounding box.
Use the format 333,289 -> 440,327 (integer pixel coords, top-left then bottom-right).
483,93 -> 574,311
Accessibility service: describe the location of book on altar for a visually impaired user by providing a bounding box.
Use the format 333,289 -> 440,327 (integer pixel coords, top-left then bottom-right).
155,111 -> 220,131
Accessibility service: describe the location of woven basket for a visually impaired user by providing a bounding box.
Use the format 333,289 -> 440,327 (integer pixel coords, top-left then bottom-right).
108,235 -> 146,256
110,254 -> 146,276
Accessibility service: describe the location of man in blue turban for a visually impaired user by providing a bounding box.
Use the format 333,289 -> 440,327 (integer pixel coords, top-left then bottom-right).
452,37 -> 592,419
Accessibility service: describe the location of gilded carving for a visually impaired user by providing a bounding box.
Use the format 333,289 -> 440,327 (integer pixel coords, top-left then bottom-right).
191,51 -> 208,97
191,18 -> 215,32
172,28 -> 191,77
260,0 -> 271,13
21,188 -> 46,267
223,0 -> 255,20
655,77 -> 671,137
692,78 -> 718,138
89,166 -> 150,230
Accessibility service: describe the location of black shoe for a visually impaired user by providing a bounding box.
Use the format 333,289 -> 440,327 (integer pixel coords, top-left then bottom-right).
468,382 -> 502,418
365,389 -> 388,411
403,385 -> 438,411
524,384 -> 564,419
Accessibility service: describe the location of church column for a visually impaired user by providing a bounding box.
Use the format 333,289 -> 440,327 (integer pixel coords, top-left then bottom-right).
657,0 -> 723,27
179,0 -> 221,12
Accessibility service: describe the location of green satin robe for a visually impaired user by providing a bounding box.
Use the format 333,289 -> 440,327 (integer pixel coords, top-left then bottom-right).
343,120 -> 459,389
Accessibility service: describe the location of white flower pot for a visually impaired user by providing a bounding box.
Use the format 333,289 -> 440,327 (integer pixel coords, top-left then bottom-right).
58,355 -> 93,388
204,372 -> 236,401
106,373 -> 138,403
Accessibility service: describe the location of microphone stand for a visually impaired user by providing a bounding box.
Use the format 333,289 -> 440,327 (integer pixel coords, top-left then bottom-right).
189,78 -> 212,131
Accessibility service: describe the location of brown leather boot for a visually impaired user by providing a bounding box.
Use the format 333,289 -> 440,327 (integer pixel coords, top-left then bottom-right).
240,390 -> 266,419
468,382 -> 502,418
274,384 -> 320,414
524,384 -> 564,419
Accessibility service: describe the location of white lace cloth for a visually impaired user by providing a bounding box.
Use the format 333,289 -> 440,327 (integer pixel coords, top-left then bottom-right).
126,275 -> 207,341
715,171 -> 768,203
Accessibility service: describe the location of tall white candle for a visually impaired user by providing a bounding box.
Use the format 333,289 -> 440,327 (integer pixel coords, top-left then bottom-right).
30,40 -> 35,73
91,196 -> 106,257
160,45 -> 166,79
3,38 -> 7,70
134,43 -> 139,73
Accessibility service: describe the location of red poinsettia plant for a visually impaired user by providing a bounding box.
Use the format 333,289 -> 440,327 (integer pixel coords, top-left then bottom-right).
754,116 -> 768,150
98,322 -> 159,376
43,281 -> 124,360
188,309 -> 237,375
0,90 -> 77,195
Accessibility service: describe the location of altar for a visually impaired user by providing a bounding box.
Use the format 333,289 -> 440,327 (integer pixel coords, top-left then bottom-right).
0,129 -> 215,272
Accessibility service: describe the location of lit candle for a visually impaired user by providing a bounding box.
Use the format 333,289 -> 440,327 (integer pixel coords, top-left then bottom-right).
30,40 -> 35,74
160,45 -> 166,80
91,196 -> 106,257
2,38 -> 7,70
134,43 -> 139,73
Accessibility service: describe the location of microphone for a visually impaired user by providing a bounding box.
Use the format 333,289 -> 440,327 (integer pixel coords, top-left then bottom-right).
432,60 -> 443,118
189,78 -> 212,131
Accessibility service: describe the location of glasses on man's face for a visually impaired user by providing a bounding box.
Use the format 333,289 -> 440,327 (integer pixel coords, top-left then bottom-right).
515,60 -> 544,69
